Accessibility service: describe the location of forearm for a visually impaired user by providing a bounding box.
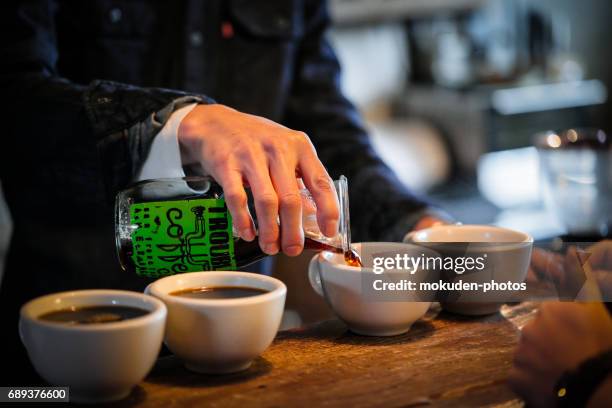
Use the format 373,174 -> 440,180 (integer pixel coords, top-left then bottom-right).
1,1 -> 215,205
4,73 -> 211,194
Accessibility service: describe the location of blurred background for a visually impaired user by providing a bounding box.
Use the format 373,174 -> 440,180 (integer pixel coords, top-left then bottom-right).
326,0 -> 611,241
1,0 -> 611,282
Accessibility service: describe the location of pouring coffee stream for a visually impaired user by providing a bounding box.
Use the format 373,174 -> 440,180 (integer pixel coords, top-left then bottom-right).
344,248 -> 363,267
115,175 -> 360,277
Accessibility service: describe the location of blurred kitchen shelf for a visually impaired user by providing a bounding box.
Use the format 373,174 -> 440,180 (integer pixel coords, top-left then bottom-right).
491,80 -> 606,115
395,80 -> 607,172
430,176 -> 565,241
429,176 -> 498,225
330,0 -> 486,25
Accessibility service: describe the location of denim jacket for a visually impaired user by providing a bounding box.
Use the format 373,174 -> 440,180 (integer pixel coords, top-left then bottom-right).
0,0 -> 433,297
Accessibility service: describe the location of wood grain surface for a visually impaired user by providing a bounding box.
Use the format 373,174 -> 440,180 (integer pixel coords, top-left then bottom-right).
108,302 -> 536,408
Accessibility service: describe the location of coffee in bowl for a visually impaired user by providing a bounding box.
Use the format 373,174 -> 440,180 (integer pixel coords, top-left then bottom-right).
39,305 -> 150,325
170,286 -> 268,299
20,290 -> 166,403
146,271 -> 286,374
404,224 -> 533,316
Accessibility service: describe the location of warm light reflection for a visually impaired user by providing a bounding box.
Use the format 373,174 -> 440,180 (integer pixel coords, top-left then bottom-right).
566,129 -> 578,143
546,133 -> 562,148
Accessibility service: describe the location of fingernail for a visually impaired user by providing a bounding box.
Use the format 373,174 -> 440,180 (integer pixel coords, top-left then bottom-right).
325,220 -> 338,237
284,245 -> 303,256
262,243 -> 279,255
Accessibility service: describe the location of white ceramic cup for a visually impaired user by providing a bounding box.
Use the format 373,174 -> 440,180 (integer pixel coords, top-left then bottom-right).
19,290 -> 167,404
405,224 -> 533,315
308,242 -> 432,336
146,271 -> 286,374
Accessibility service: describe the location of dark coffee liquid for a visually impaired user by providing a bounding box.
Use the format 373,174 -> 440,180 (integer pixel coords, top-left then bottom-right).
170,286 -> 268,299
232,238 -> 362,267
302,239 -> 363,267
119,237 -> 362,274
344,248 -> 363,267
39,305 -> 149,325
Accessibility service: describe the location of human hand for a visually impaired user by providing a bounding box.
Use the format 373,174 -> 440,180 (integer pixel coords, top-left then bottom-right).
528,240 -> 612,300
508,301 -> 612,407
178,104 -> 340,256
526,247 -> 563,284
412,215 -> 448,231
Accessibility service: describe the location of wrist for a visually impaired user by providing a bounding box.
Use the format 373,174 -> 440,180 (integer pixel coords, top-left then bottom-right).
178,103 -> 237,166
555,349 -> 612,408
178,105 -> 206,165
177,114 -> 200,164
138,101 -> 197,181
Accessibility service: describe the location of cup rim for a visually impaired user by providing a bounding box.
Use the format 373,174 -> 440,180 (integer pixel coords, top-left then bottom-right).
145,271 -> 287,307
407,224 -> 534,244
20,289 -> 167,332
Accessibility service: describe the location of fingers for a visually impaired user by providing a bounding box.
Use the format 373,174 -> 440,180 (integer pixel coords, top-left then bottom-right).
562,246 -> 588,295
530,248 -> 564,283
526,267 -> 541,284
513,342 -> 549,375
529,248 -> 551,272
593,269 -> 612,299
298,144 -> 340,237
519,320 -> 549,357
214,167 -> 255,242
511,311 -> 565,408
507,367 -> 554,408
586,240 -> 612,269
269,157 -> 304,256
184,105 -> 338,255
242,155 -> 280,255
507,367 -> 532,401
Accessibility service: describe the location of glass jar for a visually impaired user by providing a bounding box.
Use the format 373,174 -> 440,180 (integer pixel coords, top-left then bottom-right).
115,176 -> 351,277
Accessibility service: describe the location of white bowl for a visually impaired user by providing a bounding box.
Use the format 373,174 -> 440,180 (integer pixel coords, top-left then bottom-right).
405,225 -> 533,315
309,243 -> 432,336
19,290 -> 166,403
146,271 -> 286,374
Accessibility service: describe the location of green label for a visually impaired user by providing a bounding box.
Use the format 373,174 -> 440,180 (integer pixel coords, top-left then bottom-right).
129,198 -> 236,277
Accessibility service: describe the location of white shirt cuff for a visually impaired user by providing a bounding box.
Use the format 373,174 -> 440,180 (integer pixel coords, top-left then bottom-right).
137,103 -> 198,181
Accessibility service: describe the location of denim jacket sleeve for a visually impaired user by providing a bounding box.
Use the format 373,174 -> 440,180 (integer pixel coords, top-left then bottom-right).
0,0 -> 214,208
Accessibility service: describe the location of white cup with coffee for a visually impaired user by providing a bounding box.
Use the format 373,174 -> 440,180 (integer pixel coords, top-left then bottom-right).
146,271 -> 286,374
405,224 -> 533,315
308,242 -> 434,336
19,289 -> 167,403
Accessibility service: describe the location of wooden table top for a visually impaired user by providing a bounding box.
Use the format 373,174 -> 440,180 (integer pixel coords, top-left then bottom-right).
110,302 -> 537,408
